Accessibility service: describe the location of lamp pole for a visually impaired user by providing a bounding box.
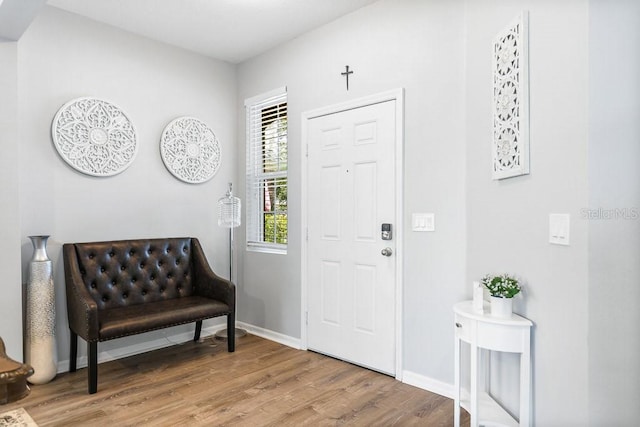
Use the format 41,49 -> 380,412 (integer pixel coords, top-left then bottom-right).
215,183 -> 246,339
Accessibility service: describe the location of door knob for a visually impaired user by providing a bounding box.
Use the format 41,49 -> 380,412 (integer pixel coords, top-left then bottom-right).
381,247 -> 393,257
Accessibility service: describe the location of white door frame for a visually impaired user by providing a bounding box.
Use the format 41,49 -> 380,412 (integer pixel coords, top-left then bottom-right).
300,88 -> 404,380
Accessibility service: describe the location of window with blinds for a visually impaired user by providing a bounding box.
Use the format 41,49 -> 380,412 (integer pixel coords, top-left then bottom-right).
245,87 -> 288,253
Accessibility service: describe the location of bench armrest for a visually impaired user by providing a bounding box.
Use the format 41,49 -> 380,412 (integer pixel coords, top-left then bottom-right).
63,244 -> 99,342
191,238 -> 235,311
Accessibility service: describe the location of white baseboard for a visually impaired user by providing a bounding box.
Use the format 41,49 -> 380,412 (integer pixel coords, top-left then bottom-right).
236,321 -> 301,349
402,370 -> 454,399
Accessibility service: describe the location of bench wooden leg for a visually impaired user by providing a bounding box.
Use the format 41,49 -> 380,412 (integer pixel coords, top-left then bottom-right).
227,313 -> 235,353
194,320 -> 203,342
88,341 -> 97,394
69,330 -> 78,373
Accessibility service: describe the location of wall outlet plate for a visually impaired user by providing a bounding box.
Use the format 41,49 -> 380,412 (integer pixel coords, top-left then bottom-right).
549,213 -> 570,245
412,213 -> 435,232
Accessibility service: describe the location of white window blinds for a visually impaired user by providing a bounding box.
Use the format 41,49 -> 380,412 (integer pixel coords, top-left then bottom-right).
245,87 -> 288,252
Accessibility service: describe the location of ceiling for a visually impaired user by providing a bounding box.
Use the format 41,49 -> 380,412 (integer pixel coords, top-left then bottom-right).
46,0 -> 380,64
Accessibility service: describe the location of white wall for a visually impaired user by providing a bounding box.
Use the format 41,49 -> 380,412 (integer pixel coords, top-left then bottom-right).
465,1 -> 590,424
0,42 -> 22,358
237,0 -> 467,386
588,0 -> 640,424
17,6 -> 237,367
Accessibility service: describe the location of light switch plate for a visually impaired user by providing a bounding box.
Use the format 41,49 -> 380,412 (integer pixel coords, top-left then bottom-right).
412,213 -> 435,232
549,213 -> 570,245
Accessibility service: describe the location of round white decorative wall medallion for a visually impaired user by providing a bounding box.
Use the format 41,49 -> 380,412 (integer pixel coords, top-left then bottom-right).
160,117 -> 221,184
51,97 -> 138,177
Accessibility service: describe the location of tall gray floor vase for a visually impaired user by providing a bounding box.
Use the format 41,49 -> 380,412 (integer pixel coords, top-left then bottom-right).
25,235 -> 57,384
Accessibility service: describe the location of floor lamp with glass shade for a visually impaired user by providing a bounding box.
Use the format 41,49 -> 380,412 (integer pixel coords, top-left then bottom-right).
215,183 -> 246,339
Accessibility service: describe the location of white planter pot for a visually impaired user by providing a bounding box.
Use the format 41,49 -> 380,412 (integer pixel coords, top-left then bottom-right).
490,296 -> 513,319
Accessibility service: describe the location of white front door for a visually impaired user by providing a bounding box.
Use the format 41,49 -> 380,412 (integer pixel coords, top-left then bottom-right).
306,99 -> 397,375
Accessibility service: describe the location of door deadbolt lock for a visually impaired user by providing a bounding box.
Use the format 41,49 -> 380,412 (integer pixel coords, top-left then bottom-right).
381,247 -> 393,257
381,223 -> 392,240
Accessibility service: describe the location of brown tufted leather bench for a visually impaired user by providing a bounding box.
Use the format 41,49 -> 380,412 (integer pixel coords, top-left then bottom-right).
63,237 -> 235,394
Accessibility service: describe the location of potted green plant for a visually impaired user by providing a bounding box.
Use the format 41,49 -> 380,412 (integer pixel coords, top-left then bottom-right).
481,273 -> 521,318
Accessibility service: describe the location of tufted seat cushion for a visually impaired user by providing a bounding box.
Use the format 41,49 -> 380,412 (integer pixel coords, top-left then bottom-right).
99,296 -> 230,340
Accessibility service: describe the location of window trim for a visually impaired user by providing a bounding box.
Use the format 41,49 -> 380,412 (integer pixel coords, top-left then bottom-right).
245,87 -> 288,254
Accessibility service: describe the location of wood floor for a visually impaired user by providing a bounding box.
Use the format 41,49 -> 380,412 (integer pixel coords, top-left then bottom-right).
2,334 -> 469,426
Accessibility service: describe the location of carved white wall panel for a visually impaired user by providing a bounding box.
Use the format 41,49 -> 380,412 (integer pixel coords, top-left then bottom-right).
51,97 -> 138,177
492,12 -> 530,180
160,117 -> 221,184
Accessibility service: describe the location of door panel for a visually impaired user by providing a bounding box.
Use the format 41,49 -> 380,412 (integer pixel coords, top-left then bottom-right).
354,162 -> 377,241
320,260 -> 340,325
320,165 -> 341,239
354,264 -> 376,333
